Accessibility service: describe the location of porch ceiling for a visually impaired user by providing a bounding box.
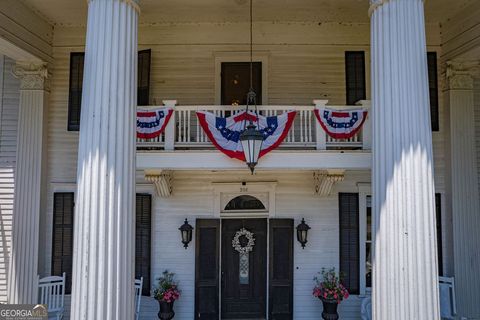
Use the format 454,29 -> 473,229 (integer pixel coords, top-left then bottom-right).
21,0 -> 476,26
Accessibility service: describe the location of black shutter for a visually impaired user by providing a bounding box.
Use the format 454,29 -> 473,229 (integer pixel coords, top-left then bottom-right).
427,52 -> 439,131
435,194 -> 443,276
138,49 -> 151,106
68,52 -> 85,131
345,52 -> 366,106
195,219 -> 220,320
135,194 -> 152,296
269,219 -> 293,320
52,192 -> 75,294
339,193 -> 360,294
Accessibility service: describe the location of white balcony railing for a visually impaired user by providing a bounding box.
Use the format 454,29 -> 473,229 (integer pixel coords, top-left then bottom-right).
136,100 -> 371,151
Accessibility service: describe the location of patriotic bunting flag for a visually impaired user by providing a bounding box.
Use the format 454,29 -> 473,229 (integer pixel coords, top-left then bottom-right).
314,108 -> 368,139
137,107 -> 174,139
197,110 -> 297,161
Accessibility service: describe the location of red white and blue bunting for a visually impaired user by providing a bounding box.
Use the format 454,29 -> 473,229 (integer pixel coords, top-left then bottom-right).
197,110 -> 296,161
314,108 -> 368,139
136,107 -> 174,139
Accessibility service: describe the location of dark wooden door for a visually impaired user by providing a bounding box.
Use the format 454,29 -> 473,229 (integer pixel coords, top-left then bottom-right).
221,219 -> 267,319
221,62 -> 262,106
269,219 -> 293,320
195,219 -> 220,319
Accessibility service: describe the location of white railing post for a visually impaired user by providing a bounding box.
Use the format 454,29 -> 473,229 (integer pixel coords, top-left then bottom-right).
313,99 -> 328,150
357,100 -> 372,150
163,100 -> 177,150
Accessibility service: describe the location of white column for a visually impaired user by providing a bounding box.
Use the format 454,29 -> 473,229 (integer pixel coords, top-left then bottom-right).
370,1 -> 440,319
445,61 -> 480,318
70,0 -> 139,319
7,62 -> 48,304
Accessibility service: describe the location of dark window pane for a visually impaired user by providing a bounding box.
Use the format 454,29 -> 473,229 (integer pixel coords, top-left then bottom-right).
68,53 -> 85,131
345,52 -> 366,105
339,193 -> 360,294
52,192 -> 75,294
135,194 -> 152,296
138,49 -> 151,106
427,52 -> 439,131
435,193 -> 443,276
224,195 -> 266,211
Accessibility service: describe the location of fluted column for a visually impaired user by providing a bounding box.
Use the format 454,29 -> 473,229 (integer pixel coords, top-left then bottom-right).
370,1 -> 440,319
70,0 -> 139,319
445,61 -> 480,318
7,62 -> 48,304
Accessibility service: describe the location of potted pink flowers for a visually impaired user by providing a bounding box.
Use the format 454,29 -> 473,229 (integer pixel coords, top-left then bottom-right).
153,270 -> 181,320
313,268 -> 349,320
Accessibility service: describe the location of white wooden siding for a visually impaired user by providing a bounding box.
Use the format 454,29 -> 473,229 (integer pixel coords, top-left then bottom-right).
475,78 -> 480,203
0,56 -> 20,303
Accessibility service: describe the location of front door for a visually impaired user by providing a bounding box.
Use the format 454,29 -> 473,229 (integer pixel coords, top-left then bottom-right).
221,62 -> 262,106
221,219 -> 267,319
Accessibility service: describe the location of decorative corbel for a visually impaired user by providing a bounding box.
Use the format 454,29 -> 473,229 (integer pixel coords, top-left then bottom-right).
446,60 -> 480,91
12,62 -> 48,91
145,171 -> 173,197
314,170 -> 345,197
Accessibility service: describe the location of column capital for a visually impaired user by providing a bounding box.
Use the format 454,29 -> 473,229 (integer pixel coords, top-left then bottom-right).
446,60 -> 480,90
88,0 -> 140,13
12,62 -> 48,90
369,0 -> 425,16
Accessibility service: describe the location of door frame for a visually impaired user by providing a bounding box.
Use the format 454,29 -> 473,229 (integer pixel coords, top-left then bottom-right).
214,51 -> 269,105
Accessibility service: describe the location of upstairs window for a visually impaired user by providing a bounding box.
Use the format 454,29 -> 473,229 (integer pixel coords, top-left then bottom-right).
427,52 -> 439,131
68,53 -> 84,131
345,51 -> 366,106
68,50 -> 152,131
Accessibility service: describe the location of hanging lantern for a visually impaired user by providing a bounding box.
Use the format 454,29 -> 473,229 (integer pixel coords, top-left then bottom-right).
296,218 -> 311,249
240,118 -> 263,174
179,218 -> 193,249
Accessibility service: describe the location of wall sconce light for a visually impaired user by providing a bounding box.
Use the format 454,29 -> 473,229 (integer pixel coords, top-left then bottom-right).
296,218 -> 310,249
179,218 -> 193,249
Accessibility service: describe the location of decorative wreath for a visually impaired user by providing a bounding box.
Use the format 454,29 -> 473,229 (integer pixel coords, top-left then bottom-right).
232,228 -> 255,254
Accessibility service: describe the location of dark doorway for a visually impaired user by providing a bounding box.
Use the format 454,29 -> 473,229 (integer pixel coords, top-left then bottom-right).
221,219 -> 267,319
221,62 -> 262,106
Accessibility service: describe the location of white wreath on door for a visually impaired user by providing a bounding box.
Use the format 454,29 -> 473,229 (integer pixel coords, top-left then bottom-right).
232,228 -> 255,253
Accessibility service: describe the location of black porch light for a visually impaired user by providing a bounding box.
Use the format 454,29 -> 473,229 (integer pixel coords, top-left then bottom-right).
179,219 -> 193,249
296,218 -> 311,249
239,0 -> 263,174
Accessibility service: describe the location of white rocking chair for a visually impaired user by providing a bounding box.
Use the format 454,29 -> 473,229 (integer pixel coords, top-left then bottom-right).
135,277 -> 144,320
38,273 -> 65,320
439,276 -> 456,319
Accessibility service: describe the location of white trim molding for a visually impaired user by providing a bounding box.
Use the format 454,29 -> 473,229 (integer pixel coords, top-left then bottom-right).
211,181 -> 277,218
313,170 -> 345,196
88,0 -> 141,13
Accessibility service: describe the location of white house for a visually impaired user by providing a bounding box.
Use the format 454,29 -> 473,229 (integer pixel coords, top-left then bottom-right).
0,0 -> 479,319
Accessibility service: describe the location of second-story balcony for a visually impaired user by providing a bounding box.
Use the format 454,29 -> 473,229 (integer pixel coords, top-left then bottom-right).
136,100 -> 372,171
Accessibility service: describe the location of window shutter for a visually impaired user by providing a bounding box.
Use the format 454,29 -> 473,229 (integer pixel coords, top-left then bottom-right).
137,49 -> 151,106
52,192 -> 75,294
269,219 -> 293,320
195,219 -> 220,320
427,52 -> 439,131
339,193 -> 360,294
345,52 -> 366,106
68,53 -> 85,131
135,194 -> 152,296
435,194 -> 443,276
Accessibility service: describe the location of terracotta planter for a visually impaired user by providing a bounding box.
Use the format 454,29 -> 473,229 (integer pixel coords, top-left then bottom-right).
320,298 -> 339,320
157,300 -> 175,320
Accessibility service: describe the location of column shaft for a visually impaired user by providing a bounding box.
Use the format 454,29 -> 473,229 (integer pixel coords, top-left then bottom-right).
70,0 -> 138,319
445,63 -> 480,318
7,63 -> 47,304
370,0 -> 440,319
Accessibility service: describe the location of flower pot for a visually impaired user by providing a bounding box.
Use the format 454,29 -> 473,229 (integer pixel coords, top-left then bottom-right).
320,298 -> 339,320
157,300 -> 175,320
